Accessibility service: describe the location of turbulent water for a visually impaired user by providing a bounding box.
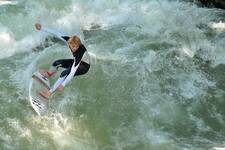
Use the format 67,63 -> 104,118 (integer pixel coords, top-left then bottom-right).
1,0 -> 225,149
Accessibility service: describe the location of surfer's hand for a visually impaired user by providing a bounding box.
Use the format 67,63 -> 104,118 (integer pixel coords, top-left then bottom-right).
35,23 -> 41,30
57,85 -> 64,92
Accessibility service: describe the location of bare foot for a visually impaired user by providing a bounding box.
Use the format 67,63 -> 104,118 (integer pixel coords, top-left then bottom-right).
39,69 -> 54,78
38,89 -> 51,100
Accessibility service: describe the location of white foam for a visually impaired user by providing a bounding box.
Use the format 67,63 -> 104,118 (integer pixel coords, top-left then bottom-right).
56,3 -> 106,33
111,118 -> 173,149
211,21 -> 225,31
0,26 -> 43,59
180,71 -> 215,99
0,0 -> 18,6
182,47 -> 194,58
0,29 -> 15,59
31,113 -> 96,150
212,147 -> 225,150
7,118 -> 32,140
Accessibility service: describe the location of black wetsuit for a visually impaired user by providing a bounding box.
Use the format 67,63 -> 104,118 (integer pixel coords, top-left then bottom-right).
52,36 -> 90,78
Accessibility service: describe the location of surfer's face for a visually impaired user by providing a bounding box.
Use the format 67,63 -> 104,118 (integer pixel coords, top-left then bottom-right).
68,36 -> 80,52
69,42 -> 79,52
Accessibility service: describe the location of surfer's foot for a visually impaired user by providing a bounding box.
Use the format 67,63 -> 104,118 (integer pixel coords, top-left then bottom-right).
40,69 -> 55,78
38,90 -> 51,100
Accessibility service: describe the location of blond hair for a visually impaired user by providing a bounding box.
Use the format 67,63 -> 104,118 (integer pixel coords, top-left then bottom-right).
68,36 -> 81,47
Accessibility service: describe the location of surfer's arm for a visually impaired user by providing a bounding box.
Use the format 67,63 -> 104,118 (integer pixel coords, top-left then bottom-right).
41,27 -> 69,43
61,59 -> 79,87
35,23 -> 69,42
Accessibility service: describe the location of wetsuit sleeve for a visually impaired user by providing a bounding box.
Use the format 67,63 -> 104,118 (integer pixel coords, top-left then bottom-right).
41,27 -> 68,43
61,58 -> 80,87
61,36 -> 70,42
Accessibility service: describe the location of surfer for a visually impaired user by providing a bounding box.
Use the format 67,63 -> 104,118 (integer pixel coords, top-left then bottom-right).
34,23 -> 90,100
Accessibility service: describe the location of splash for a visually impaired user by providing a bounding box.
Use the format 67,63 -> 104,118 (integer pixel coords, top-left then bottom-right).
211,21 -> 225,31
0,0 -> 18,6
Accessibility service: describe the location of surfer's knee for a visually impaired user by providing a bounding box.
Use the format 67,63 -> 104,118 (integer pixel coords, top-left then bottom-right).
52,59 -> 62,67
60,69 -> 70,78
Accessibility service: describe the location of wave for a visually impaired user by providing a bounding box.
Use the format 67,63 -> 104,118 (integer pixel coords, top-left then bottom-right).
2,0 -> 225,149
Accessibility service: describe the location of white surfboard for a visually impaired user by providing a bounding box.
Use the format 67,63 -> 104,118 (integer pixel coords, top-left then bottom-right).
29,71 -> 50,116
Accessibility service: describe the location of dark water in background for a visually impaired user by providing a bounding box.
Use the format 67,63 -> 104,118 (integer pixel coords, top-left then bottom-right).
1,0 -> 225,149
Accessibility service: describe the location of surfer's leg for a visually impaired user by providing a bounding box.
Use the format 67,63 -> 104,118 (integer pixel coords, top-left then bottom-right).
39,76 -> 66,100
74,61 -> 90,76
41,59 -> 74,78
49,68 -> 70,94
52,59 -> 74,69
40,69 -> 55,78
38,87 -> 51,100
49,76 -> 67,94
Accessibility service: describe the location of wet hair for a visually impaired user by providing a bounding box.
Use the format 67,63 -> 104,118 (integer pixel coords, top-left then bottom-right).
68,36 -> 81,47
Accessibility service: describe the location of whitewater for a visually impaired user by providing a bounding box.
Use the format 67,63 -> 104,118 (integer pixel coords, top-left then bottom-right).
1,0 -> 225,149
